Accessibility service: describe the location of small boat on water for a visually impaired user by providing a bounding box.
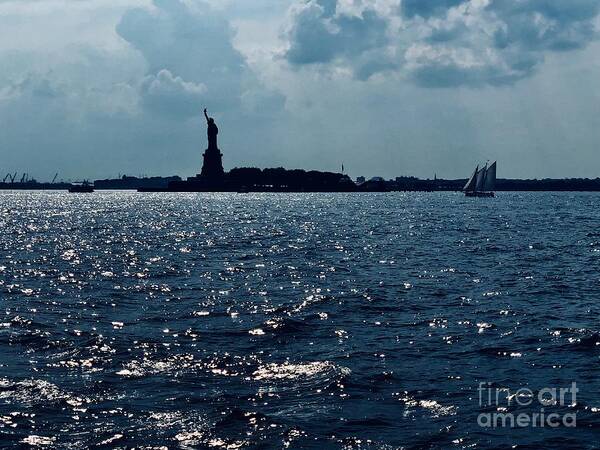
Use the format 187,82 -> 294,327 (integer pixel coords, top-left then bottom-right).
68,181 -> 95,193
464,161 -> 496,197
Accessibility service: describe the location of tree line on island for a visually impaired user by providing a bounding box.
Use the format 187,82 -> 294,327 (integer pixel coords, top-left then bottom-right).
6,172 -> 600,192
227,167 -> 356,191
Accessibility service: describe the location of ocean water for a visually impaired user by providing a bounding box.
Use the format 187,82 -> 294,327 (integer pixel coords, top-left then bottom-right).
2,191 -> 600,449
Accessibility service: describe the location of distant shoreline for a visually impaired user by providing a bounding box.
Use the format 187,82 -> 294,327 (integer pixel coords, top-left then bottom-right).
5,175 -> 600,192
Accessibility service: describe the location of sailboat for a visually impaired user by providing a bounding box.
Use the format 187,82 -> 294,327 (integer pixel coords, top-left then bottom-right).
464,161 -> 496,197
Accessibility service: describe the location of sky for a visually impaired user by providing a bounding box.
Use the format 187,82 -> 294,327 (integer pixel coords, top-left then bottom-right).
0,0 -> 599,181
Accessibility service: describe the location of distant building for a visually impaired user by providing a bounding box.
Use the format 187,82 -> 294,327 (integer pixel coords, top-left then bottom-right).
94,175 -> 181,190
356,176 -> 366,184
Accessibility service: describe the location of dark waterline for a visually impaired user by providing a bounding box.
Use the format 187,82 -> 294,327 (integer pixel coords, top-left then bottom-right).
2,191 -> 600,449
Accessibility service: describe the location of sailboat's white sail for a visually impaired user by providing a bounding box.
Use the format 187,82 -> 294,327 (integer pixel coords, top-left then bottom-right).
463,165 -> 478,191
464,161 -> 496,197
475,165 -> 487,192
483,161 -> 496,191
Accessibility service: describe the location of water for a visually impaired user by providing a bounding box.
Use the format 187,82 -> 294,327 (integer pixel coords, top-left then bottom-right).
2,191 -> 600,449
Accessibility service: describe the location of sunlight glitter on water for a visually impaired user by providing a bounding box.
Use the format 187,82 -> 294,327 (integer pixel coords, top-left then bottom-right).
2,191 -> 600,448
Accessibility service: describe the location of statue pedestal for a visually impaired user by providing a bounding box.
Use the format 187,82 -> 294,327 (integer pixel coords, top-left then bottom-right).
200,146 -> 224,180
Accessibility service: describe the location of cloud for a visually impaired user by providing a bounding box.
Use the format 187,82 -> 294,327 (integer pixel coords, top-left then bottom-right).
4,76 -> 63,100
283,0 -> 393,79
401,0 -> 467,18
116,0 -> 285,116
117,0 -> 249,111
283,0 -> 600,87
284,1 -> 341,65
489,0 -> 600,52
140,69 -> 207,118
408,0 -> 600,87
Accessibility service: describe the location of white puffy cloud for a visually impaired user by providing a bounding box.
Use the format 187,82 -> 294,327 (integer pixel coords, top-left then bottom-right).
117,0 -> 248,110
283,0 -> 600,86
117,0 -> 286,114
140,69 -> 206,118
284,0 -> 396,80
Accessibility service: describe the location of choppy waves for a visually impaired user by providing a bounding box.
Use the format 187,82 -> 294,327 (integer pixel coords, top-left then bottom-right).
2,191 -> 600,448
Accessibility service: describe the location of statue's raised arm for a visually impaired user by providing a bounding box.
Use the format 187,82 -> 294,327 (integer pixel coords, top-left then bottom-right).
204,108 -> 209,123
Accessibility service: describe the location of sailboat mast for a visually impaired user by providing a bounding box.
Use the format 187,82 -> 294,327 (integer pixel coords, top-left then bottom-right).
463,165 -> 478,192
475,164 -> 487,192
